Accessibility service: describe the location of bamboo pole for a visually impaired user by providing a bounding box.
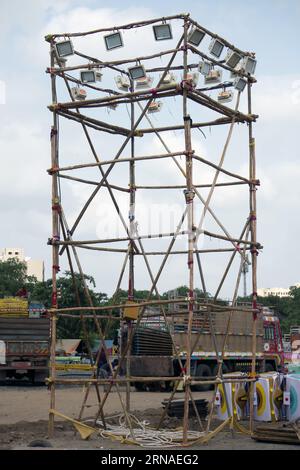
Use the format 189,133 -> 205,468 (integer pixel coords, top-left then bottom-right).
248,79 -> 258,434
48,43 -> 60,438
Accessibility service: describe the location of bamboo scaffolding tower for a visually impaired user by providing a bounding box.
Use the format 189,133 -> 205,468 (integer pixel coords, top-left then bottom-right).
46,13 -> 260,447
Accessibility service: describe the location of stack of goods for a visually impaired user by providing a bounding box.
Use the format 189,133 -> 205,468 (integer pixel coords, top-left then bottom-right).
253,424 -> 300,445
0,298 -> 28,317
131,327 -> 173,356
285,373 -> 300,422
162,398 -> 209,419
216,372 -> 285,422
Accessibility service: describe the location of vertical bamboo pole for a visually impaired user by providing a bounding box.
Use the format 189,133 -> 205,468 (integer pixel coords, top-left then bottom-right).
126,77 -> 136,412
182,14 -> 195,444
48,44 -> 60,438
248,79 -> 258,434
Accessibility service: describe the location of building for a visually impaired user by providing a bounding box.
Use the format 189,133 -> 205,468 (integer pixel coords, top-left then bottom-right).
257,283 -> 300,298
0,248 -> 44,282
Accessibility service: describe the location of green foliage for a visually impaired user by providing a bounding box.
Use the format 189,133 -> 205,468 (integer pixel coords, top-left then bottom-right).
0,258 -> 37,297
238,287 -> 300,334
30,271 -> 108,339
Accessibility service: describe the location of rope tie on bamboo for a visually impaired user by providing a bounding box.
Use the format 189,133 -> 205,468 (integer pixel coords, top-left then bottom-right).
250,212 -> 257,222
235,243 -> 241,253
150,88 -> 158,96
52,204 -> 61,213
53,265 -> 60,273
181,80 -> 194,92
250,246 -> 259,256
183,374 -> 191,386
184,189 -> 195,204
50,128 -> 58,138
48,166 -> 59,175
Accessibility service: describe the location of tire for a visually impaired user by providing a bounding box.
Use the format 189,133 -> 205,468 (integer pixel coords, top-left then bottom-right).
212,362 -> 229,377
134,382 -> 146,391
33,372 -> 48,385
192,364 -> 212,392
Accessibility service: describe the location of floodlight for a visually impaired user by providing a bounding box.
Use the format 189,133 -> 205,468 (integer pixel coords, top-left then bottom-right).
187,27 -> 205,47
148,101 -> 163,113
225,50 -> 242,69
71,87 -> 87,101
80,70 -> 102,83
217,90 -> 233,104
55,40 -> 74,58
153,23 -> 173,41
185,72 -> 199,87
135,76 -> 153,89
243,56 -> 257,75
204,69 -> 222,85
234,76 -> 247,92
128,65 -> 146,81
209,38 -> 224,58
198,60 -> 212,76
54,56 -> 67,67
104,31 -> 123,51
160,72 -> 177,85
115,75 -> 130,92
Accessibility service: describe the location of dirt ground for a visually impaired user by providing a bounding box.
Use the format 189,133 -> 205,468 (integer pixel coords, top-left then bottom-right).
0,385 -> 299,450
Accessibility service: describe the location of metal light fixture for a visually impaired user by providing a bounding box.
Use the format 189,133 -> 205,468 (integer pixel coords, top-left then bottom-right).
209,38 -> 224,58
185,72 -> 199,87
225,50 -> 242,69
243,56 -> 257,75
217,90 -> 233,104
148,100 -> 163,113
135,76 -> 153,89
198,60 -> 213,76
128,64 -> 146,81
55,40 -> 74,58
204,69 -> 222,84
187,27 -> 205,47
104,31 -> 123,51
115,75 -> 130,91
160,72 -> 177,85
54,56 -> 67,67
153,23 -> 173,41
71,87 -> 87,101
234,76 -> 247,92
80,70 -> 102,83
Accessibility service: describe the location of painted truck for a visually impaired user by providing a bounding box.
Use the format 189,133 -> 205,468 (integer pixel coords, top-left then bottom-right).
0,298 -> 50,383
130,304 -> 284,391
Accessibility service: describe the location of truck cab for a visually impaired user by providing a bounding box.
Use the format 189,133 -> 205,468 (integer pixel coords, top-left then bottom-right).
262,310 -> 284,370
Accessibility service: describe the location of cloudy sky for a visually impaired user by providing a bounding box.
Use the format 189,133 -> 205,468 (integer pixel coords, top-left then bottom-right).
1,0 -> 299,299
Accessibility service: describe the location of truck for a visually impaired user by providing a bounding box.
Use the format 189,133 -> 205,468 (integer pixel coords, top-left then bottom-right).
130,302 -> 285,391
0,297 -> 50,384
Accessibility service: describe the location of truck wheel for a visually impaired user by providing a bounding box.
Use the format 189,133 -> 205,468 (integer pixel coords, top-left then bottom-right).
193,364 -> 212,392
212,363 -> 229,377
0,371 -> 6,382
134,382 -> 146,391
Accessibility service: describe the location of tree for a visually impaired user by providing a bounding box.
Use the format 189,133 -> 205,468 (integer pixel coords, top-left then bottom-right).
0,258 -> 37,297
30,271 -> 109,340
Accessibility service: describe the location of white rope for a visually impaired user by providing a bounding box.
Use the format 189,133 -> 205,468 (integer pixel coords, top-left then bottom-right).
85,413 -> 205,448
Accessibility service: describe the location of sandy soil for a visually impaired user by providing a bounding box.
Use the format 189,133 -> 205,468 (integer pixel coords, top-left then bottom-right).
0,385 -> 299,450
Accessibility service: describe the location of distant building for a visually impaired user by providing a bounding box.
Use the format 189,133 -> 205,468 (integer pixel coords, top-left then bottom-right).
0,248 -> 44,282
257,283 -> 300,298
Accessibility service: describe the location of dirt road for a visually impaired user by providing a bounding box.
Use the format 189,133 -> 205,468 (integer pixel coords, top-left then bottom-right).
0,385 -> 299,450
